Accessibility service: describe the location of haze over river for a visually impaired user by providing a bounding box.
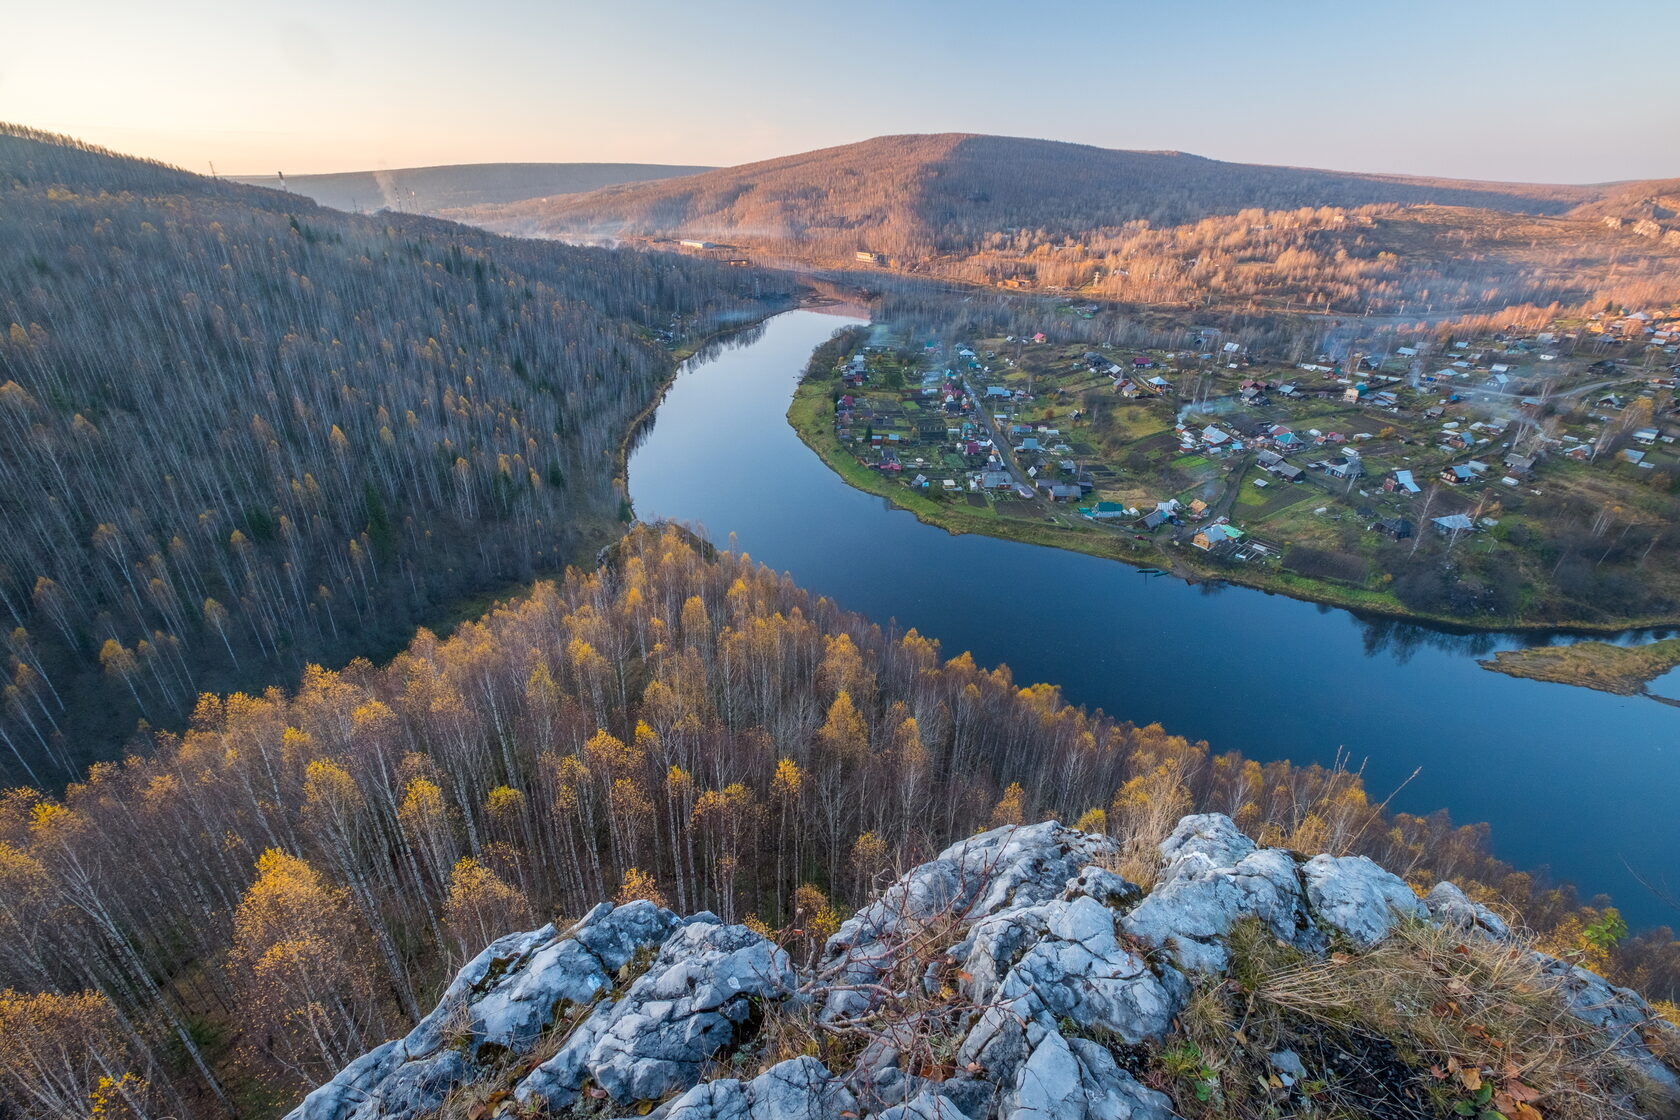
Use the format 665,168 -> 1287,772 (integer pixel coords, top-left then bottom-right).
628,309 -> 1680,927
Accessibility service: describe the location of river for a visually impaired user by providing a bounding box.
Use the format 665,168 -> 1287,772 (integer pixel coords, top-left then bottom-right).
628,308 -> 1680,928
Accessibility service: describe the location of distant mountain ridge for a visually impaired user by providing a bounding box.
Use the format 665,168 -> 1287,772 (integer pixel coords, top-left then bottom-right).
449,132 -> 1653,254
446,134 -> 1680,316
233,160 -> 713,214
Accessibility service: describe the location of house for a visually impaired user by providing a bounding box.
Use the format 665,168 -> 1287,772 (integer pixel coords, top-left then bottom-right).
1371,516 -> 1414,540
1041,482 -> 1081,501
1088,501 -> 1127,520
1139,508 -> 1172,530
1634,427 -> 1660,445
1440,464 -> 1475,485
1385,469 -> 1422,494
1192,522 -> 1244,550
1432,513 -> 1476,535
984,385 -> 1012,400
980,470 -> 1013,490
1321,451 -> 1363,480
1188,498 -> 1209,519
1201,426 -> 1231,448
1503,453 -> 1536,478
1274,462 -> 1304,482
1256,450 -> 1284,471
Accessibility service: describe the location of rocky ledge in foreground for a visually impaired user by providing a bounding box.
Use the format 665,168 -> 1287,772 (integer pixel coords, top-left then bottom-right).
289,817 -> 1680,1120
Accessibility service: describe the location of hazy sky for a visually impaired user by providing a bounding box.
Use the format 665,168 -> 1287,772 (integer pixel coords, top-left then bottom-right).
9,0 -> 1677,183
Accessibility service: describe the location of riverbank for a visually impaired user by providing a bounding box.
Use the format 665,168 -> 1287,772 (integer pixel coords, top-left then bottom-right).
787,378 -> 1680,637
1480,637 -> 1680,697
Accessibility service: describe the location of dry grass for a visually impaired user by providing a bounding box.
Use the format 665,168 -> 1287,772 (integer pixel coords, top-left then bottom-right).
1162,917 -> 1667,1120
1481,638 -> 1680,697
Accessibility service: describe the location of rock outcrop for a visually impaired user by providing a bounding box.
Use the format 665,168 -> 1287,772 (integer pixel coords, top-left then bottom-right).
288,816 -> 1680,1120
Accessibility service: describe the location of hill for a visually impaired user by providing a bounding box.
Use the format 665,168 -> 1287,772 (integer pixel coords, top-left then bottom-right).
454,133 -> 1610,253
0,124 -> 787,783
232,161 -> 713,215
1569,177 -> 1680,245
454,135 -> 1680,316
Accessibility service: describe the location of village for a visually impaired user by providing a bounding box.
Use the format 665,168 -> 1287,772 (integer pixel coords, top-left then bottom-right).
807,304 -> 1680,621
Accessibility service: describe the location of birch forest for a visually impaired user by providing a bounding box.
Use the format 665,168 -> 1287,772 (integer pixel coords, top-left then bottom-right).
0,125 -> 789,781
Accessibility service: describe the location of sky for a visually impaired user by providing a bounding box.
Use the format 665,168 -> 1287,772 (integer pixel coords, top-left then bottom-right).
8,0 -> 1678,183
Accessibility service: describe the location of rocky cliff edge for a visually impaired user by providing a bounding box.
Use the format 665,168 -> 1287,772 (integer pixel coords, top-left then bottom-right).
288,816 -> 1680,1120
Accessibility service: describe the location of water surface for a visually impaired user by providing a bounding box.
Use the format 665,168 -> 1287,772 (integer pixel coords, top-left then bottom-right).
629,310 -> 1680,927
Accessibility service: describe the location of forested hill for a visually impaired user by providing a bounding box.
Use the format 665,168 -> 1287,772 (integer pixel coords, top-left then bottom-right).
233,161 -> 714,215
454,132 -> 1612,253
0,123 -> 791,784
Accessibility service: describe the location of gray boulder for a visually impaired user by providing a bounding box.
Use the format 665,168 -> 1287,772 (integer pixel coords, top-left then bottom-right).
1301,853 -> 1428,946
519,917 -> 795,1108
1424,880 -> 1512,940
1062,865 -> 1142,909
1157,813 -> 1256,881
639,1056 -> 855,1120
1123,846 -> 1320,973
821,822 -> 1116,1018
285,904 -> 681,1120
993,896 -> 1181,1043
1538,955 -> 1680,1101
876,1090 -> 977,1120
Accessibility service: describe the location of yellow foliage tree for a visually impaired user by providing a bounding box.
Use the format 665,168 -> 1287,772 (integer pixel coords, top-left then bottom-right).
616,866 -> 667,908
0,989 -> 148,1120
443,856 -> 530,957
229,849 -> 382,1077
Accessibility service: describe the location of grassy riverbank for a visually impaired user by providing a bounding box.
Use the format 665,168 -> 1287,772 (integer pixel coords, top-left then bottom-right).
787,378 -> 1680,635
1480,638 -> 1680,697
787,379 -> 1164,562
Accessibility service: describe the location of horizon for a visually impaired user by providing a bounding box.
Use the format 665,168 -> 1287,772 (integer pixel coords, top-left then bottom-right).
10,0 -> 1679,184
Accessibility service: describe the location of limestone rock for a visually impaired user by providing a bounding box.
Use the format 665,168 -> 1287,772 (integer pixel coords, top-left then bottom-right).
641,1056 -> 855,1120
821,822 -> 1116,1018
1300,852 -> 1428,946
1424,880 -> 1511,940
290,814 -> 1680,1120
1123,846 -> 1320,973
